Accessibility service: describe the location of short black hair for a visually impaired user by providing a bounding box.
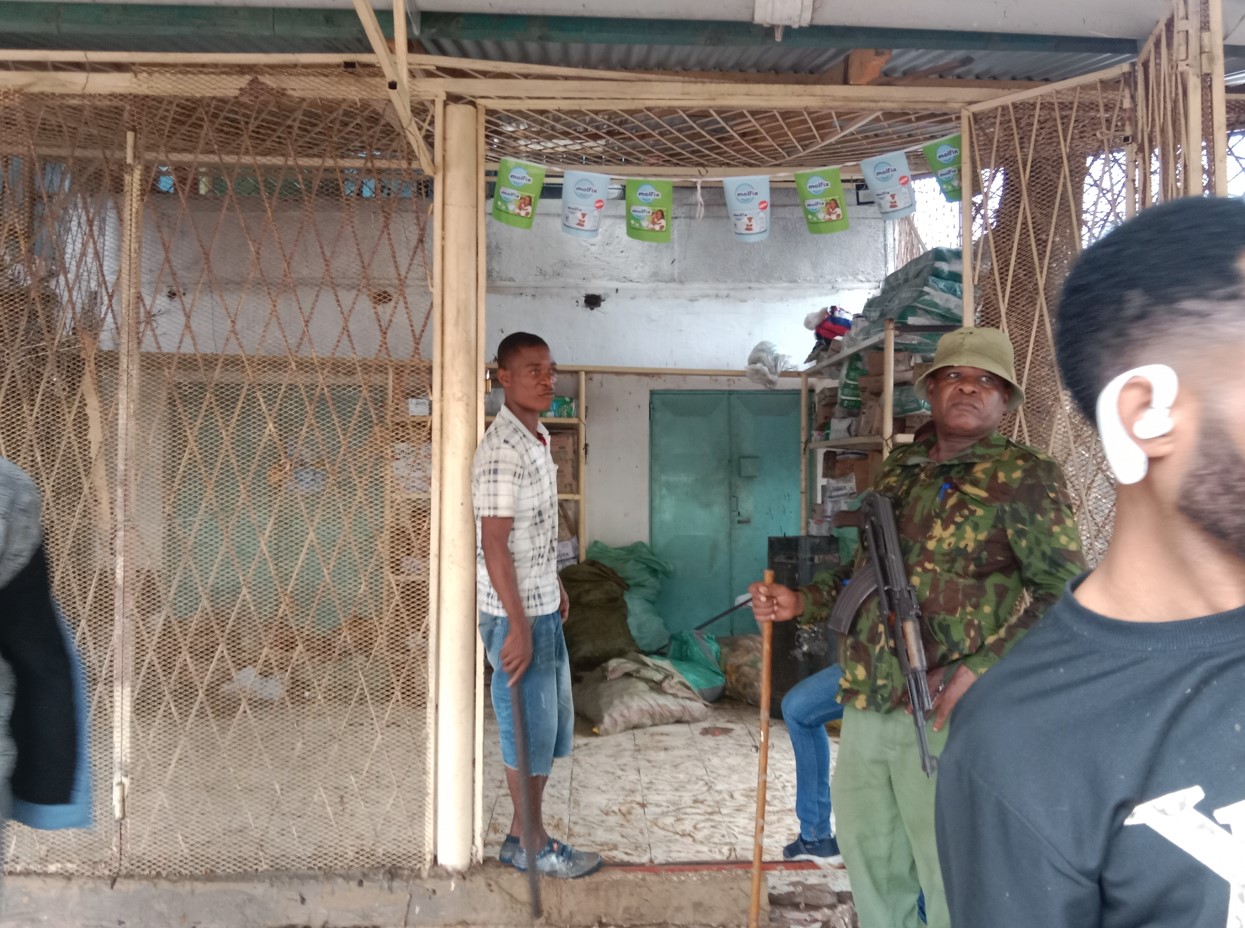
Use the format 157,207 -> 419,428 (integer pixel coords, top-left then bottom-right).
496,332 -> 549,370
1056,196 -> 1245,424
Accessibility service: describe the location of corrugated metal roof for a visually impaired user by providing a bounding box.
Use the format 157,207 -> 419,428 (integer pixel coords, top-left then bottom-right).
1225,46 -> 1245,85
0,31 -> 374,53
419,37 -> 1136,83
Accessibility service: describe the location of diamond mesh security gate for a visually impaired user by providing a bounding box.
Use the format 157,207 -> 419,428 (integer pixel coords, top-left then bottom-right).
961,0 -> 1225,565
0,74 -> 437,874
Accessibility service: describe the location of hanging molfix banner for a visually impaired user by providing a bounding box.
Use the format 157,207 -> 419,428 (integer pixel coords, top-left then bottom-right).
721,175 -> 771,243
561,170 -> 611,239
492,157 -> 547,230
625,179 -> 673,243
794,167 -> 851,234
859,150 -> 917,220
922,134 -> 963,202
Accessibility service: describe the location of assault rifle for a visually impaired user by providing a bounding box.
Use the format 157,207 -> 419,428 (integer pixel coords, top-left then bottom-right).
827,493 -> 937,777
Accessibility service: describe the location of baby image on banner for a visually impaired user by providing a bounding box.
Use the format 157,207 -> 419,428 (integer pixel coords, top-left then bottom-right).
625,180 -> 674,243
859,150 -> 917,220
492,158 -> 546,230
721,175 -> 771,243
561,170 -> 611,240
922,134 -> 963,202
794,167 -> 851,235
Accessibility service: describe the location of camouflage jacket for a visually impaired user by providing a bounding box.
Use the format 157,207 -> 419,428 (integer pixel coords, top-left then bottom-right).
800,432 -> 1086,713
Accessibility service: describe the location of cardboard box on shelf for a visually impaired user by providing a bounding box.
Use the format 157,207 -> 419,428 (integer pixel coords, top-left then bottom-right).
859,369 -> 915,394
557,501 -> 577,541
833,453 -> 872,493
549,431 -> 578,494
557,537 -> 579,568
865,350 -> 915,377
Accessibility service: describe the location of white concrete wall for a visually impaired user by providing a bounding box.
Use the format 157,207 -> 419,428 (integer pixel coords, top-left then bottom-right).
486,186 -> 887,369
486,186 -> 888,548
130,196 -> 434,360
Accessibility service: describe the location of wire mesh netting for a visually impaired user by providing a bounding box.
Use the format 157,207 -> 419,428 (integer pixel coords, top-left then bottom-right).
479,105 -> 962,172
0,72 -> 437,875
965,75 -> 1135,564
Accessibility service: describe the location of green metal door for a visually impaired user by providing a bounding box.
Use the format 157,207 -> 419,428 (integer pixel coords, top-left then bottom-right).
650,390 -> 800,636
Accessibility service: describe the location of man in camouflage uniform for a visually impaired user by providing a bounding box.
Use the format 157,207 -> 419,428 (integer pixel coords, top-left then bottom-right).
751,327 -> 1085,928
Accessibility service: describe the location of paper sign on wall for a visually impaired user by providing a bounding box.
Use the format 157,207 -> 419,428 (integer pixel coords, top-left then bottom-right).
922,134 -> 963,202
794,167 -> 851,235
492,158 -> 546,230
859,150 -> 917,220
625,179 -> 673,243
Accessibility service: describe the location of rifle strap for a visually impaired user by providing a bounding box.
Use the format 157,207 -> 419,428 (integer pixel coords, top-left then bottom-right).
827,560 -> 878,636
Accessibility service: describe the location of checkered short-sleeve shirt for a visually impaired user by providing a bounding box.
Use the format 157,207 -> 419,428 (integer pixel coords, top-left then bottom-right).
471,405 -> 561,617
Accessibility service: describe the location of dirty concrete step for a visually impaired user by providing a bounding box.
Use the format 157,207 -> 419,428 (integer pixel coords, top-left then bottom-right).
5,860 -> 857,928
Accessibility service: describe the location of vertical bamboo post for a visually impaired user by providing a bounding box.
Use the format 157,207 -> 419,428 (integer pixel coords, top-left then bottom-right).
959,109 -> 975,326
428,92 -> 447,869
434,102 -> 481,873
112,129 -> 143,857
799,371 -> 809,535
1206,0 -> 1228,195
882,320 -> 896,457
471,100 -> 487,864
393,0 -> 409,100
577,368 -> 587,553
1125,82 -> 1139,219
748,567 -> 776,928
1182,0 -> 1204,196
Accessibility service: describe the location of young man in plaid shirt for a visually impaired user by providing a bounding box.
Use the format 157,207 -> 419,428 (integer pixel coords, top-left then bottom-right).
472,331 -> 601,879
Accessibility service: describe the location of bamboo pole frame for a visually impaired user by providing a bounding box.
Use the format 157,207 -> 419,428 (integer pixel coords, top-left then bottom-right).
351,0 -> 434,174
959,108 -> 974,326
0,68 -> 1006,112
881,321 -> 896,457
1180,0 -> 1204,196
964,63 -> 1132,113
433,101 -> 480,874
111,128 -> 143,855
428,91 -> 447,872
471,99 -> 487,867
1206,0 -> 1228,195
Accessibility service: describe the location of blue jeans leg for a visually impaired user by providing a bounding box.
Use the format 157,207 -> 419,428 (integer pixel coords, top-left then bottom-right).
781,663 -> 846,842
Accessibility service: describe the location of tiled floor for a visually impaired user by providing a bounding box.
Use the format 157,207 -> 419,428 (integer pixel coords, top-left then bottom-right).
482,695 -> 840,865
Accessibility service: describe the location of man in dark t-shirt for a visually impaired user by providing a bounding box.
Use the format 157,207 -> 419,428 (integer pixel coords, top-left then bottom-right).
936,196 -> 1245,928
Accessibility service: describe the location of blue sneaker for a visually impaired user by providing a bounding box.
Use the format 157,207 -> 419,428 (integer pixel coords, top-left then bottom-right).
498,834 -> 520,867
513,838 -> 603,879
783,835 -> 844,867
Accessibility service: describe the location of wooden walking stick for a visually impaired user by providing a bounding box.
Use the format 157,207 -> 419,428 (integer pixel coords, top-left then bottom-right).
748,568 -> 776,928
510,679 -> 542,920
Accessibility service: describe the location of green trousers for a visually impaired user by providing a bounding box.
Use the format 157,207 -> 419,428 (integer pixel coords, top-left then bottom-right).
832,704 -> 950,928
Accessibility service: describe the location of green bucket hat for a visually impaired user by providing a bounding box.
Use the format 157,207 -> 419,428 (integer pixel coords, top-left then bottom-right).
913,327 -> 1024,411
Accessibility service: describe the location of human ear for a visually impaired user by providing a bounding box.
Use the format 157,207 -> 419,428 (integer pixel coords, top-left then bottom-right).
1095,364 -> 1179,485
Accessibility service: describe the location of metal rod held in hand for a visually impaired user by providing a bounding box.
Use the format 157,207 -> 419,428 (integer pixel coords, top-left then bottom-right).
510,677 -> 542,920
748,568 -> 775,928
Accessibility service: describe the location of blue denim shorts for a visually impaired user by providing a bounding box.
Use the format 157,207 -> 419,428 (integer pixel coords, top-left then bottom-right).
479,610 -> 574,776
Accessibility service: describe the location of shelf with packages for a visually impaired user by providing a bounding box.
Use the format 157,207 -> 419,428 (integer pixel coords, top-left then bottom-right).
807,434 -> 916,451
800,321 -> 957,537
484,365 -> 589,565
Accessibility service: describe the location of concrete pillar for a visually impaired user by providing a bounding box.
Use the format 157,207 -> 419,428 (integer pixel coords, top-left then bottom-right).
435,102 -> 481,872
